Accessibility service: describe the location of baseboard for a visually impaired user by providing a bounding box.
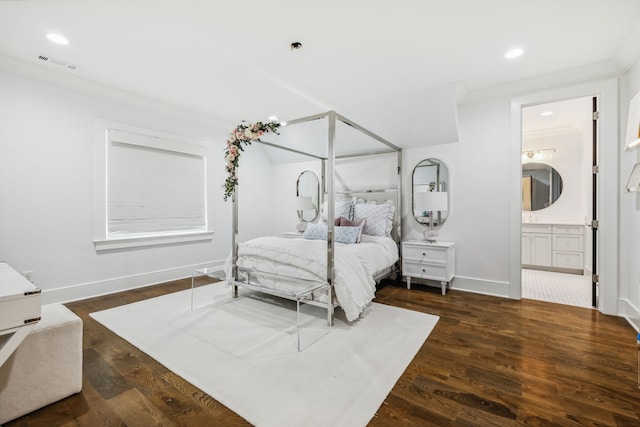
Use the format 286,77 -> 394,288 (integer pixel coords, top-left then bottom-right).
402,275 -> 511,298
618,298 -> 640,333
41,260 -> 226,305
450,276 -> 511,298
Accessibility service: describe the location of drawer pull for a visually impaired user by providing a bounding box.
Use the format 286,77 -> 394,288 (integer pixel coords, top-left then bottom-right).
422,252 -> 426,256
422,268 -> 426,273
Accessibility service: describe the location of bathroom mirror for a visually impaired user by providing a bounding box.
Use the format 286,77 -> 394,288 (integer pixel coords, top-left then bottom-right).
296,170 -> 320,222
522,162 -> 563,211
412,158 -> 449,227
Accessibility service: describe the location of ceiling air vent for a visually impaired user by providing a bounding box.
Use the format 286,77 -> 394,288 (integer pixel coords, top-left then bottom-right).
36,54 -> 79,71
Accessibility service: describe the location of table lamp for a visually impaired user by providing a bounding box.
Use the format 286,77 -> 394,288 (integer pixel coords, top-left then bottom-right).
295,196 -> 314,232
415,191 -> 448,242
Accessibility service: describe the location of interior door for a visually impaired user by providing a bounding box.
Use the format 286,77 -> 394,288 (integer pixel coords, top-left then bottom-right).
591,96 -> 599,308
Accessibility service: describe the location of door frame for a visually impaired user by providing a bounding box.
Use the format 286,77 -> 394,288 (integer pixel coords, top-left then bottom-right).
509,79 -> 619,315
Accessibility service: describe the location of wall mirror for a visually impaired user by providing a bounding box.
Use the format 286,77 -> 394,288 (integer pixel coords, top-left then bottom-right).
296,170 -> 320,222
522,162 -> 563,211
412,158 -> 449,227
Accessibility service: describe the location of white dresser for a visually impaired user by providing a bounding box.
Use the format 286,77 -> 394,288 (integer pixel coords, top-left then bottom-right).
402,240 -> 456,295
522,223 -> 585,274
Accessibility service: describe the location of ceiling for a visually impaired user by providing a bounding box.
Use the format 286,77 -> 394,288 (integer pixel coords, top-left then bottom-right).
0,0 -> 639,147
523,96 -> 593,136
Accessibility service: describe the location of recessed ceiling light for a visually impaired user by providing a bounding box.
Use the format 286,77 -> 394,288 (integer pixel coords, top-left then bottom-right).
540,111 -> 553,117
46,33 -> 69,45
505,48 -> 524,59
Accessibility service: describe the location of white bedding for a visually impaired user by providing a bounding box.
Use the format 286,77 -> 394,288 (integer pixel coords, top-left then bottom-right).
227,235 -> 399,321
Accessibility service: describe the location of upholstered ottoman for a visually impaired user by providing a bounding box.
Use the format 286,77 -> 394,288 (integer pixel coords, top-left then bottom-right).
0,303 -> 82,424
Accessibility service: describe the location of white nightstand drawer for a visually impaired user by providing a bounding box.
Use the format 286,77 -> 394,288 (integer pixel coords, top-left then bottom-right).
403,261 -> 448,281
403,245 -> 447,262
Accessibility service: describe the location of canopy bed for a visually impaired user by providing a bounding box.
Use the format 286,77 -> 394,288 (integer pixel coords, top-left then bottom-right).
225,110 -> 401,327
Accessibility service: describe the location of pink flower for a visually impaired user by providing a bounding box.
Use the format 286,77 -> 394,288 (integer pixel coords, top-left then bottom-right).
228,145 -> 238,155
228,133 -> 237,143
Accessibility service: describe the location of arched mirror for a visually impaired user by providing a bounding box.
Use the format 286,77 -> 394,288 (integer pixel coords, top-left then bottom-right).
412,159 -> 449,230
296,170 -> 320,222
522,162 -> 563,211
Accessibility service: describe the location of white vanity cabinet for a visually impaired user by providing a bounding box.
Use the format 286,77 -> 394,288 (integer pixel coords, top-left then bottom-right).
552,225 -> 584,270
522,224 -> 552,267
522,223 -> 585,274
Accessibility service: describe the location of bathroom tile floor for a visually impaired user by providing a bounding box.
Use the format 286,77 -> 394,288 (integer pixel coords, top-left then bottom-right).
522,268 -> 593,308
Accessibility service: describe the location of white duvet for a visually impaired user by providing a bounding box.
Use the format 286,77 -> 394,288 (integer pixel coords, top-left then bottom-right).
227,235 -> 398,321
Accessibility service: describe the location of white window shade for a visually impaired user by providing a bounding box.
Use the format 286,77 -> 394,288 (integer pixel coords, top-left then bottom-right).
107,129 -> 207,237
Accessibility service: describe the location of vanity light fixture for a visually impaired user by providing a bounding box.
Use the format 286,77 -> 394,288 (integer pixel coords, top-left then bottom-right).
505,47 -> 524,59
46,33 -> 69,45
522,148 -> 555,161
540,111 -> 553,117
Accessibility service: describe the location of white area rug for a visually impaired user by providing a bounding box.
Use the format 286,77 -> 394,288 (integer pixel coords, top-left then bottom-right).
90,283 -> 438,427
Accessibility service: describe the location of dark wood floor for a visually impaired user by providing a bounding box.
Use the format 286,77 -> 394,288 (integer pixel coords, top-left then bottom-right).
5,278 -> 640,426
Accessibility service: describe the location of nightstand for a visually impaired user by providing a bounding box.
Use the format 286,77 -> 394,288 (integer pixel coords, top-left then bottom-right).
401,240 -> 455,295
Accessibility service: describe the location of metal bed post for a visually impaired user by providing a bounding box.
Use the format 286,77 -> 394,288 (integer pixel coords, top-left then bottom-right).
326,110 -> 336,327
397,150 -> 402,243
231,190 -> 239,298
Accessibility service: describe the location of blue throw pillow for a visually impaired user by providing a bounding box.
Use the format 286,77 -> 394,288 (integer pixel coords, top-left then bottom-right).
303,223 -> 327,240
334,226 -> 360,244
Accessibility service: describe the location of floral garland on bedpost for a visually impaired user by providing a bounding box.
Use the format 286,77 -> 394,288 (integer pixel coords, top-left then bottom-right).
223,120 -> 280,201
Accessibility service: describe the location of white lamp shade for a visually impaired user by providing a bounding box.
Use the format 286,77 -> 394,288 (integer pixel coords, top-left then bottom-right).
296,196 -> 314,210
415,191 -> 448,212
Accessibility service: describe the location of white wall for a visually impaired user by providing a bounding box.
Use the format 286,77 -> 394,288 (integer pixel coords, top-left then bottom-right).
0,70 -> 272,303
619,57 -> 640,330
403,99 -> 513,296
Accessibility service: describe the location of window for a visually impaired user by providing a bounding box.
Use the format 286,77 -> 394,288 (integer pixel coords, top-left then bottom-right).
94,122 -> 212,250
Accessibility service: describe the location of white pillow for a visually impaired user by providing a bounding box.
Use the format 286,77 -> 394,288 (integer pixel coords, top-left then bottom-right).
353,200 -> 395,237
320,197 -> 355,222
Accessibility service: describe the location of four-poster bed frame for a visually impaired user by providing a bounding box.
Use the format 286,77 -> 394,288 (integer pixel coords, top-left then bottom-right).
229,110 -> 402,326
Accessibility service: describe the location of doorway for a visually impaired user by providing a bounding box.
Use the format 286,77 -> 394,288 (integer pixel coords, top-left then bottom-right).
520,96 -> 596,309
